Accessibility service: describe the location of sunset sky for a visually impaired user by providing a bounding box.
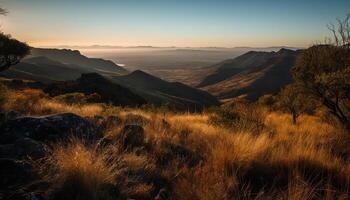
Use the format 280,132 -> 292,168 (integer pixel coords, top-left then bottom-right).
1,0 -> 349,48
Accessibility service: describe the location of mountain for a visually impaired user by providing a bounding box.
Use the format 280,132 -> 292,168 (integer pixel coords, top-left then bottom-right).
30,48 -> 128,75
0,57 -> 87,83
198,49 -> 301,100
0,48 -> 219,110
0,48 -> 128,83
45,73 -> 146,107
111,70 -> 220,111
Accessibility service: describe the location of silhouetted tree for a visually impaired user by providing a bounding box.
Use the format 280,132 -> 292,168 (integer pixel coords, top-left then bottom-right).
292,15 -> 350,129
0,8 -> 30,72
276,84 -> 314,124
0,7 -> 7,15
0,33 -> 30,72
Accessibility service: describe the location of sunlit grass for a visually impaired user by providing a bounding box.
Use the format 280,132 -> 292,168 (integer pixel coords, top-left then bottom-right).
3,88 -> 350,199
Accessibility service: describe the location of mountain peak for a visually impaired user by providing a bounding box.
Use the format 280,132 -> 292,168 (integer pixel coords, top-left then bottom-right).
277,48 -> 296,55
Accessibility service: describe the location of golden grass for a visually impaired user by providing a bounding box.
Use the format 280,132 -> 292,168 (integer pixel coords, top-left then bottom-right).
4,89 -> 350,199
37,139 -> 122,200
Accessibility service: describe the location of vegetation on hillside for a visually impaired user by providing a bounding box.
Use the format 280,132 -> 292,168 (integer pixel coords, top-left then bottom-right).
1,83 -> 350,199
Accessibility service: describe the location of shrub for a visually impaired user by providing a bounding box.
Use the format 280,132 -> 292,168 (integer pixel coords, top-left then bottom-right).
36,139 -> 123,200
208,101 -> 266,134
275,84 -> 316,124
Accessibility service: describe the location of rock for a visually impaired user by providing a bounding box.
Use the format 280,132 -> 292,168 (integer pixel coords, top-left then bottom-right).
13,138 -> 46,159
119,125 -> 144,149
7,110 -> 21,120
0,110 -> 21,128
0,138 -> 46,159
0,158 -> 34,188
0,113 -> 99,144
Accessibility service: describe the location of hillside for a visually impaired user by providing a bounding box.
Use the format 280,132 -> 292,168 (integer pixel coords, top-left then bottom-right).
44,73 -> 146,107
0,48 -> 128,83
30,48 -> 128,75
112,70 -> 220,111
1,85 -> 349,199
198,49 -> 300,100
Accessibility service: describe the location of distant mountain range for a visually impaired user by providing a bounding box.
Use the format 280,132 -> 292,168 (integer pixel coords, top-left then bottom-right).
41,45 -> 301,50
198,48 -> 301,100
0,48 -> 219,110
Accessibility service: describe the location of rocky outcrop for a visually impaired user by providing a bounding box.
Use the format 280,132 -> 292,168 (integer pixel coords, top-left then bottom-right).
0,113 -> 99,144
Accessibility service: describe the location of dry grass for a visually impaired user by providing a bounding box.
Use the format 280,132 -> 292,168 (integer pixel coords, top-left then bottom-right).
35,139 -> 123,200
3,89 -> 350,199
3,88 -> 104,116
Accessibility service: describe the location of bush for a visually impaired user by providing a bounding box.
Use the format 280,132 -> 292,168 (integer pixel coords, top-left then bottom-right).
209,100 -> 266,134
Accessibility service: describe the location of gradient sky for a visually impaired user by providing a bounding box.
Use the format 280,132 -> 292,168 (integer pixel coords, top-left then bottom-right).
1,0 -> 349,48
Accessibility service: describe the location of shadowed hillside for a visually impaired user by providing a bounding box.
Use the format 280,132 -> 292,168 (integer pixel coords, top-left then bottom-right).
112,70 -> 220,111
199,48 -> 300,100
44,73 -> 146,107
30,48 -> 128,75
0,48 -> 128,83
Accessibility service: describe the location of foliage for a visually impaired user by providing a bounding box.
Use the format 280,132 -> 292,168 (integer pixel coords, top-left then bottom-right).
258,94 -> 276,107
209,100 -> 267,134
276,84 -> 316,124
291,15 -> 350,130
0,33 -> 30,71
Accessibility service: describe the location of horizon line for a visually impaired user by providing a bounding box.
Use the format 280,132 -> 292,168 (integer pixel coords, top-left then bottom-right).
35,44 -> 304,50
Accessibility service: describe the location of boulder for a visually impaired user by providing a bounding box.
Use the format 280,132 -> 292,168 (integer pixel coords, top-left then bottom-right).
0,138 -> 46,159
119,125 -> 144,149
0,158 -> 34,188
0,110 -> 21,128
13,138 -> 46,159
0,113 -> 99,144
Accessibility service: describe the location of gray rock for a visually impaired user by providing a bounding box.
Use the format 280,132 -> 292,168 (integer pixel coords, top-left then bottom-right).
0,113 -> 99,144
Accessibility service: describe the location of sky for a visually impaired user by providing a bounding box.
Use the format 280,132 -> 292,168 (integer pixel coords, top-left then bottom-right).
0,0 -> 349,48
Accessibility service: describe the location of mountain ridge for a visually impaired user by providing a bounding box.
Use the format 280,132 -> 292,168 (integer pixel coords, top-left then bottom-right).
199,49 -> 301,100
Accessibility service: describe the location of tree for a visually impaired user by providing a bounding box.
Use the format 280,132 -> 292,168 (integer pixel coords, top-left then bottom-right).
292,15 -> 350,129
0,7 -> 7,15
276,84 -> 314,124
0,33 -> 30,72
0,8 -> 30,72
